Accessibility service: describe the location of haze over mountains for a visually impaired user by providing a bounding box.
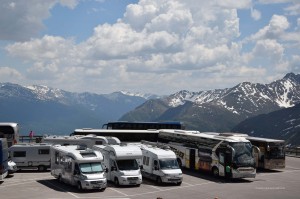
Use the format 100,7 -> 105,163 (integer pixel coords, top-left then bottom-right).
1,73 -> 300,144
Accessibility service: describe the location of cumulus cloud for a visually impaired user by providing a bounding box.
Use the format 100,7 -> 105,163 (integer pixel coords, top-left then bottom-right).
3,0 -> 300,94
0,67 -> 23,81
0,0 -> 78,41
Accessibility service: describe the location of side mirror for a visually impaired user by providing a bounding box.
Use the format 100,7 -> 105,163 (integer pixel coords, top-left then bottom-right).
111,166 -> 116,171
74,170 -> 79,175
105,168 -> 108,173
140,165 -> 143,170
154,166 -> 158,170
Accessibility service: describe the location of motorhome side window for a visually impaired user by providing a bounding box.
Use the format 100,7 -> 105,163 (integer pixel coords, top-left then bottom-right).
55,152 -> 60,164
13,151 -> 26,157
95,141 -> 103,145
143,156 -> 150,166
39,149 -> 50,155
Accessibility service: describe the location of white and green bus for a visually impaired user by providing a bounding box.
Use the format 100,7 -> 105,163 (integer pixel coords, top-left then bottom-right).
158,130 -> 258,179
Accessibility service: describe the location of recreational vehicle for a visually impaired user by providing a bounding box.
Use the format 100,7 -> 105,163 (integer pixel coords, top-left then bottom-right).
8,143 -> 51,171
42,134 -> 120,147
0,138 -> 8,180
93,144 -> 142,186
51,145 -> 107,191
139,141 -> 183,185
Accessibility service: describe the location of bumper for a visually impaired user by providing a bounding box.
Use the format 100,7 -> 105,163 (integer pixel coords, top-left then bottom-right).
161,176 -> 183,184
118,176 -> 142,185
232,168 -> 256,178
80,179 -> 107,190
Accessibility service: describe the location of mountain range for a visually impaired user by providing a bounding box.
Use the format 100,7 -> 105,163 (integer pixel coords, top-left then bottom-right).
1,73 -> 300,145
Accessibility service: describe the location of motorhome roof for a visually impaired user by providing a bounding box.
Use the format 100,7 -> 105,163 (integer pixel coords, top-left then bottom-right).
52,145 -> 103,161
246,136 -> 285,143
141,144 -> 176,159
101,144 -> 142,159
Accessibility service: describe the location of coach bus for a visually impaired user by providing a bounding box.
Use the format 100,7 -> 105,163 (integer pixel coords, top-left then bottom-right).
71,128 -> 159,142
245,136 -> 285,170
0,123 -> 19,147
102,121 -> 185,130
158,130 -> 258,179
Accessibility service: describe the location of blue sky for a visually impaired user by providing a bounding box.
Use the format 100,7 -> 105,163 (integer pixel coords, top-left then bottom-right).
1,0 -> 300,95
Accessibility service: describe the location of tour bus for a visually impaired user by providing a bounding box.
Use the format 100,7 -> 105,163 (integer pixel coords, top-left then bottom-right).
42,134 -> 120,147
0,138 -> 8,180
158,130 -> 258,179
102,121 -> 185,130
72,129 -> 159,142
245,136 -> 285,170
0,123 -> 19,147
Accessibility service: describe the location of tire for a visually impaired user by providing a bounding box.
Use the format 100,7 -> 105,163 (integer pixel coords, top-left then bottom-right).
114,177 -> 119,187
156,177 -> 162,185
38,165 -> 45,172
77,182 -> 82,190
176,181 -> 182,186
100,188 -> 106,192
212,167 -> 219,177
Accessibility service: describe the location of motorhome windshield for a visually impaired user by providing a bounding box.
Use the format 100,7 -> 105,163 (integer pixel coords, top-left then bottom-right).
116,159 -> 139,170
79,162 -> 104,174
159,159 -> 180,170
230,142 -> 255,167
268,142 -> 285,159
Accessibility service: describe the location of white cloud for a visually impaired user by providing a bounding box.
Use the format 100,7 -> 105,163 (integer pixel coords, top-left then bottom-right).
0,67 -> 23,81
0,0 -> 78,41
251,8 -> 261,21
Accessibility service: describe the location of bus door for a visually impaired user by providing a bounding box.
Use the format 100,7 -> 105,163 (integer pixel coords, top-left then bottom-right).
189,149 -> 196,170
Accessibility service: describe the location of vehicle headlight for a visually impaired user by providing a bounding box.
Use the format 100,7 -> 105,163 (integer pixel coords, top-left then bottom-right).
80,174 -> 88,180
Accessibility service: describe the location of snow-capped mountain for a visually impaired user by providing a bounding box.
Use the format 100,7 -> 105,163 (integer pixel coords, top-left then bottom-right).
0,83 -> 150,134
120,73 -> 300,136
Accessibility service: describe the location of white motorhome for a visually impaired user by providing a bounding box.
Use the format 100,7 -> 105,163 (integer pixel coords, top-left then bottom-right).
93,144 -> 142,186
139,141 -> 182,185
8,143 -> 51,171
42,134 -> 120,148
51,145 -> 107,191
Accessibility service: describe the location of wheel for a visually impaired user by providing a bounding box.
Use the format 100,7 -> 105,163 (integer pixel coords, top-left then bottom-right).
156,177 -> 162,185
77,182 -> 82,190
212,167 -> 219,177
114,177 -> 119,187
100,187 -> 106,192
38,165 -> 45,172
176,181 -> 182,186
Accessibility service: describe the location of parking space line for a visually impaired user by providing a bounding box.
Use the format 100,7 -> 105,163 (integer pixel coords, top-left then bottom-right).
109,188 -> 129,196
182,181 -> 193,186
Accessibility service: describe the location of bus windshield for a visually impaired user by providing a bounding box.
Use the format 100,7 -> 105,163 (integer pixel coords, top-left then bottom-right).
230,142 -> 255,167
268,142 -> 285,159
159,159 -> 180,170
116,159 -> 139,170
79,162 -> 104,174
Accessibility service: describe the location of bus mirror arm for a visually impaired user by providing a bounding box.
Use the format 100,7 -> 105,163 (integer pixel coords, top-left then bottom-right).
227,145 -> 236,162
252,145 -> 261,160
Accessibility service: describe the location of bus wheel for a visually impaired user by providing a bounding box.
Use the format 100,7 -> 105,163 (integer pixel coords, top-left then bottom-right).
77,182 -> 82,190
114,177 -> 119,187
177,158 -> 182,168
212,167 -> 219,177
38,165 -> 45,172
156,177 -> 162,185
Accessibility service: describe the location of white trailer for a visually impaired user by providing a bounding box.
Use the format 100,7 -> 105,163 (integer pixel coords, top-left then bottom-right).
93,144 -> 142,186
8,143 -> 51,171
50,145 -> 107,191
42,134 -> 120,148
139,141 -> 183,185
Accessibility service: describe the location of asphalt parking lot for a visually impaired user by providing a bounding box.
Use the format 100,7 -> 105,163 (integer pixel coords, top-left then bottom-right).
1,156 -> 300,199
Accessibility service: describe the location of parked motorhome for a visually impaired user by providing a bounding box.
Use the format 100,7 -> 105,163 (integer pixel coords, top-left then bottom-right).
93,144 -> 142,186
139,141 -> 182,185
42,134 -> 120,148
51,145 -> 107,191
0,138 -> 8,180
8,143 -> 51,171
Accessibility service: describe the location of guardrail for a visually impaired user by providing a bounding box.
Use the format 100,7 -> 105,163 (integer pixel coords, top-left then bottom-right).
285,147 -> 300,157
19,135 -> 43,143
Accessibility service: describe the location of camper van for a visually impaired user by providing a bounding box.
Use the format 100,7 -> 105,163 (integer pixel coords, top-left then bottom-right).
51,145 -> 107,191
42,134 -> 120,148
139,141 -> 182,185
8,143 -> 51,171
0,138 -> 8,180
93,144 -> 142,186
